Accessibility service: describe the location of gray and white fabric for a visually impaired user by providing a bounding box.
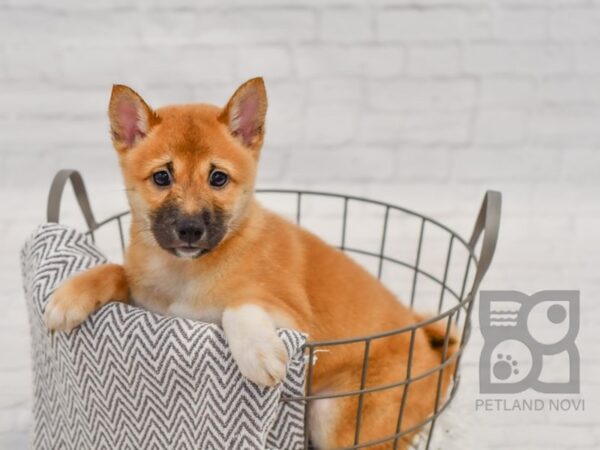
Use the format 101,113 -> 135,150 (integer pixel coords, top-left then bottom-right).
21,224 -> 306,450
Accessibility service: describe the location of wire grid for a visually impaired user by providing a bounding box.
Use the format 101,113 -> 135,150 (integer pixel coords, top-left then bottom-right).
80,190 -> 481,450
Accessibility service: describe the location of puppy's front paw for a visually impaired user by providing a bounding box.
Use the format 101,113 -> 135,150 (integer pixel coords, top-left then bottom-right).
236,334 -> 288,387
223,304 -> 289,387
44,279 -> 99,332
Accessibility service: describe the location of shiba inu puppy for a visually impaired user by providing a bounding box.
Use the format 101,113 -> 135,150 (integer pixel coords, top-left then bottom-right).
45,78 -> 457,449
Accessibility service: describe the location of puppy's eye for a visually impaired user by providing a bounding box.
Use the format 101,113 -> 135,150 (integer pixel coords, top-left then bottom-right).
152,170 -> 171,187
209,170 -> 229,188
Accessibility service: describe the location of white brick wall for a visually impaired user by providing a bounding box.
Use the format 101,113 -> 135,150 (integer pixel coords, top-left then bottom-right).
1,0 -> 599,448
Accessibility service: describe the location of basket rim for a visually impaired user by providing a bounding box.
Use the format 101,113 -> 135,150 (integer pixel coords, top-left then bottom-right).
88,188 -> 479,348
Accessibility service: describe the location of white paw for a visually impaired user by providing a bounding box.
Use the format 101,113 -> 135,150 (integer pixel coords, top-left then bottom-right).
235,334 -> 288,386
44,283 -> 95,332
223,304 -> 289,387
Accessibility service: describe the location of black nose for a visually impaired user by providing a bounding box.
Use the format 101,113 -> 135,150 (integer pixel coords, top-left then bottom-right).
176,220 -> 204,245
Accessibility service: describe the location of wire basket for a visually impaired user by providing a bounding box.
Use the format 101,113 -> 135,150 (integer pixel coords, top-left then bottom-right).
47,170 -> 501,450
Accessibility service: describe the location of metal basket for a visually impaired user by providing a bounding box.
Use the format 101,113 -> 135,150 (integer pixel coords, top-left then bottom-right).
47,169 -> 501,450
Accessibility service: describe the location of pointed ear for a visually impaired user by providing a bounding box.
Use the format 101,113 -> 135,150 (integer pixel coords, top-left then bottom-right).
108,85 -> 160,152
220,77 -> 268,151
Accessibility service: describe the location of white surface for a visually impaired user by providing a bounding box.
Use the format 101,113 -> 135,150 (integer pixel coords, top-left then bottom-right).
1,0 -> 600,448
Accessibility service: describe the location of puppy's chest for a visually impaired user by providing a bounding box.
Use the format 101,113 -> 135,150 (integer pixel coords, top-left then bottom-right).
129,256 -> 223,324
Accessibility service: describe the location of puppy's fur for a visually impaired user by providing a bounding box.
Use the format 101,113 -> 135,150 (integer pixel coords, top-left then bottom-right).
45,78 -> 457,449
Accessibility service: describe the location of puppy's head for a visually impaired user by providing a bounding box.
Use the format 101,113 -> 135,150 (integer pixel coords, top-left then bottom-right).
108,78 -> 267,259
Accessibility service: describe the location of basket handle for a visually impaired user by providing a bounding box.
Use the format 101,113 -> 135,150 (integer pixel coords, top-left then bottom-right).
467,190 -> 502,295
47,169 -> 98,232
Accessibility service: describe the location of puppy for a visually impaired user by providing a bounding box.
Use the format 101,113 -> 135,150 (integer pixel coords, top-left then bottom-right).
45,78 -> 457,449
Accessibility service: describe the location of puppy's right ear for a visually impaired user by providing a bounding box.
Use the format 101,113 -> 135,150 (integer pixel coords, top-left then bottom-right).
108,85 -> 160,153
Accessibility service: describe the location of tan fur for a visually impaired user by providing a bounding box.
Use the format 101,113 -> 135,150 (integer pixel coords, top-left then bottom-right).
45,78 -> 458,449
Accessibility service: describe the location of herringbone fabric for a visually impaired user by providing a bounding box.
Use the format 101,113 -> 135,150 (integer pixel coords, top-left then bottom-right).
22,224 -> 306,450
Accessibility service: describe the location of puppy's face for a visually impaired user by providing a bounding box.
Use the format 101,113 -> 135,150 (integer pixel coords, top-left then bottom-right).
108,78 -> 267,259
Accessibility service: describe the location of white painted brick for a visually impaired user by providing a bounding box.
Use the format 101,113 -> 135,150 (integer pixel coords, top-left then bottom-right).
262,81 -> 306,147
395,147 -> 450,182
473,108 -> 530,145
480,77 -> 538,107
295,45 -> 405,78
562,148 -> 600,182
464,43 -> 574,75
0,46 -> 7,81
367,79 -> 477,112
363,46 -> 406,77
236,46 -> 292,80
5,44 -> 61,81
308,78 -> 363,104
357,111 -> 471,145
493,9 -> 548,41
0,86 -> 108,118
376,8 -> 491,42
59,45 -> 236,86
0,9 -> 53,42
7,0 -> 138,8
256,147 -> 287,182
532,106 -> 600,145
450,148 -> 562,181
319,8 -> 373,43
494,0 -> 591,7
576,43 -> 600,73
548,8 -> 600,40
406,44 -> 460,76
141,8 -> 317,44
287,146 -> 395,182
0,117 -> 106,151
540,75 -> 600,104
305,104 -> 360,146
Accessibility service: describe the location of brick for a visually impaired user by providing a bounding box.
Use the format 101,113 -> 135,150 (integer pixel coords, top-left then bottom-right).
308,78 -> 363,104
473,108 -> 530,145
287,146 -> 395,182
376,8 -> 490,42
548,8 -> 600,40
363,46 -> 406,77
576,43 -> 600,73
367,79 -> 477,112
480,77 -> 538,107
305,104 -> 360,146
0,117 -> 105,150
58,45 -> 236,86
295,45 -> 404,78
493,9 -> 548,41
464,43 -> 574,75
531,106 -> 600,145
255,147 -> 287,182
7,0 -> 138,9
319,8 -> 373,43
562,148 -> 600,182
5,44 -> 61,81
262,82 -> 306,147
540,75 -> 600,104
0,10 -> 54,42
236,46 -> 292,80
394,147 -> 450,182
406,44 -> 460,76
0,86 -> 108,118
450,148 -> 562,181
357,111 -> 471,145
142,8 -> 316,44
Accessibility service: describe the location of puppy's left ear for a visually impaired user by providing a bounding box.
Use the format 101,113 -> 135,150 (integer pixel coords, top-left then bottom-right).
220,77 -> 268,152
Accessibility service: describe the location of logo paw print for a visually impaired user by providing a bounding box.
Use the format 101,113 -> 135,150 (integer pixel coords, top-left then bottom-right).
493,353 -> 519,381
